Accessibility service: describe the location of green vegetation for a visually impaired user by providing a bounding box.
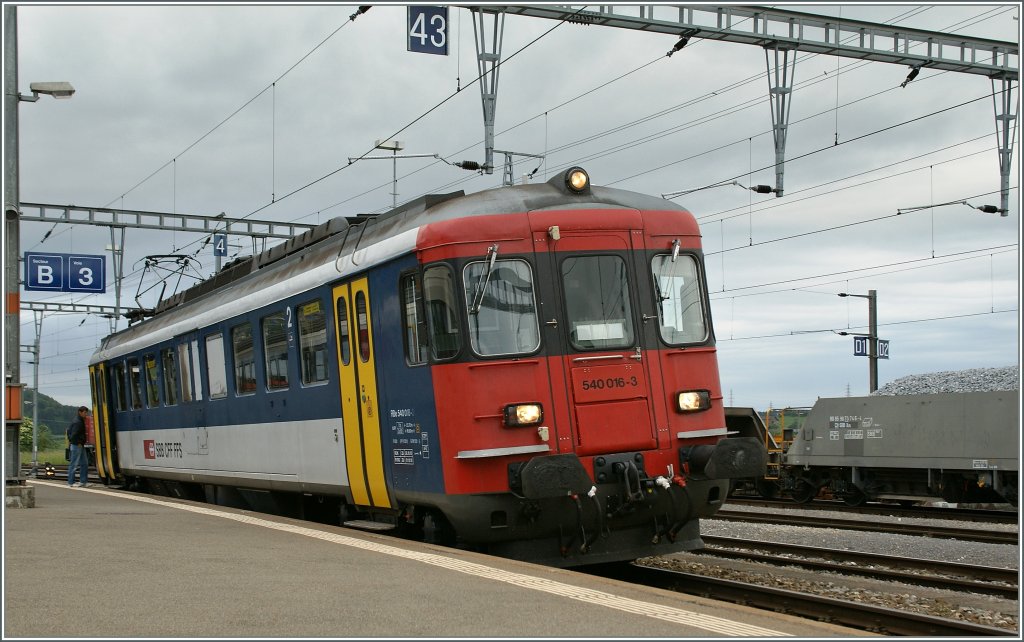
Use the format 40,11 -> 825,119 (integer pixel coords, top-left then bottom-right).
20,389 -> 79,438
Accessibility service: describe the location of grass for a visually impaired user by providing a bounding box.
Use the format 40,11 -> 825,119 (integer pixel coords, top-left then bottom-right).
19,447 -> 68,465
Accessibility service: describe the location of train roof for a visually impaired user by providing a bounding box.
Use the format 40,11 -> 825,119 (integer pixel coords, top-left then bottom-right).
91,170 -> 691,363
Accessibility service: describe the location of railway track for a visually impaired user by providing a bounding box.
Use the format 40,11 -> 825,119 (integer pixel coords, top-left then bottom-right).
699,535 -> 1018,600
727,496 -> 1019,524
584,563 -> 1017,636
713,508 -> 1019,545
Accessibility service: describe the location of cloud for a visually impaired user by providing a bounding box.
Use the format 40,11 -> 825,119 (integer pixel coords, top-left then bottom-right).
10,4 -> 1019,408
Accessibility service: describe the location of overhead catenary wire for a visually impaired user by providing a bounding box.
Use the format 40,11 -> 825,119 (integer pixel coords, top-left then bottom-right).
24,5 -> 1015,399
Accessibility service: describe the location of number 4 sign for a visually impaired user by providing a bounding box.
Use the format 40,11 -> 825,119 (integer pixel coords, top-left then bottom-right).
408,6 -> 448,56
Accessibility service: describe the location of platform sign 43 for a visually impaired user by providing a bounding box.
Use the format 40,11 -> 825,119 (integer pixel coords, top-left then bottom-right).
23,252 -> 105,293
408,6 -> 448,55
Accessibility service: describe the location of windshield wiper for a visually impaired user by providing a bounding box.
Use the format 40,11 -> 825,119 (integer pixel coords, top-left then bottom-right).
470,244 -> 499,315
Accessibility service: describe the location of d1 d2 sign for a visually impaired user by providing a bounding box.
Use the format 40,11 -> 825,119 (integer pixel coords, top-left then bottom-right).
23,252 -> 105,293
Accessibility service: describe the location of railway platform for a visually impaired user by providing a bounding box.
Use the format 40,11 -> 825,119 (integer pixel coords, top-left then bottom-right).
4,481 -> 869,638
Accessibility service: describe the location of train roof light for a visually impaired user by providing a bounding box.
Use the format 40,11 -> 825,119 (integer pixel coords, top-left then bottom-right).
564,167 -> 590,193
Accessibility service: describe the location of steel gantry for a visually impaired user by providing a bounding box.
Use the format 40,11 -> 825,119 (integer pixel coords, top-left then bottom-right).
465,4 -> 1018,209
17,203 -> 318,332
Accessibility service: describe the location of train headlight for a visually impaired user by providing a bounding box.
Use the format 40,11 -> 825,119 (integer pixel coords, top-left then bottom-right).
564,167 -> 590,193
504,403 -> 544,427
676,390 -> 711,413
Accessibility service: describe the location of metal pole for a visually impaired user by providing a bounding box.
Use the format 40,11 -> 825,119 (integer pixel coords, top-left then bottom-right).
31,312 -> 40,477
4,5 -> 23,482
868,289 -> 878,393
391,149 -> 397,209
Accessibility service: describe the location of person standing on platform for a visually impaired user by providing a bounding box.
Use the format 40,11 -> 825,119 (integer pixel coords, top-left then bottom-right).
66,406 -> 90,488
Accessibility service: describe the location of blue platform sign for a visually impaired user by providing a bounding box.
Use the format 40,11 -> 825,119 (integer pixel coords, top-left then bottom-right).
853,337 -> 890,359
213,233 -> 227,257
408,6 -> 448,55
853,336 -> 868,356
24,252 -> 105,293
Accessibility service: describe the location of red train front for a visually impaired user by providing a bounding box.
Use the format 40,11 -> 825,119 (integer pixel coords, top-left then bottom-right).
392,167 -> 764,565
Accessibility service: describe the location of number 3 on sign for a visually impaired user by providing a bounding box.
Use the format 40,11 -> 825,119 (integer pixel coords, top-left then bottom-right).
408,6 -> 448,56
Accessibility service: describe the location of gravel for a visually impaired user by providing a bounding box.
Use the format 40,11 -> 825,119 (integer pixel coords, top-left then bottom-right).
639,502 -> 1020,633
871,366 -> 1019,395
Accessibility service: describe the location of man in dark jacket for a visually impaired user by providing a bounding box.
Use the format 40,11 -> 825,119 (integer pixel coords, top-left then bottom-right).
66,406 -> 89,488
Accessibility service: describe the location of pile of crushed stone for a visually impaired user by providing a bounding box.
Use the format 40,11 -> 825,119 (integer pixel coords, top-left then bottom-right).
872,366 -> 1019,395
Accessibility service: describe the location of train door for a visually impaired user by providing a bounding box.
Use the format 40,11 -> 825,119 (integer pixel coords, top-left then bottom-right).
535,226 -> 660,456
332,277 -> 393,509
88,363 -> 118,482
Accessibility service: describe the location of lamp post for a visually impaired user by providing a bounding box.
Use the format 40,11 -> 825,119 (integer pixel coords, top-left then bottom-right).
838,290 -> 878,393
348,140 -> 439,209
4,5 -> 75,482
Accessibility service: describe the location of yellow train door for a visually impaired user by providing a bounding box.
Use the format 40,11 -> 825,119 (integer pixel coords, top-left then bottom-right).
88,363 -> 117,481
333,277 -> 392,509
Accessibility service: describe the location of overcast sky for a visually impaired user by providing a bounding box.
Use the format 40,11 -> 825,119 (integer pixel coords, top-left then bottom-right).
7,2 -> 1021,410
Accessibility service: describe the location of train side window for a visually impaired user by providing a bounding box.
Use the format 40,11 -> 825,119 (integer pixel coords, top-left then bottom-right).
143,353 -> 161,407
161,348 -> 179,406
400,272 -> 429,366
177,343 -> 193,403
110,362 -> 127,412
205,334 -> 228,399
190,339 -> 203,401
423,263 -> 461,361
232,323 -> 257,396
297,300 -> 328,385
561,255 -> 635,351
263,311 -> 290,390
336,297 -> 351,366
127,357 -> 143,410
355,292 -> 370,363
651,254 -> 708,345
462,258 -> 540,357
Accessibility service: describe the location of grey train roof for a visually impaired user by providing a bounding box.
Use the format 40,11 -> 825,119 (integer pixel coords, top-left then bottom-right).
91,173 -> 688,363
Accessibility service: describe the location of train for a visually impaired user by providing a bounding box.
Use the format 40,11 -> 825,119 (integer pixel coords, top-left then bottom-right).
85,167 -> 765,567
727,391 -> 1019,507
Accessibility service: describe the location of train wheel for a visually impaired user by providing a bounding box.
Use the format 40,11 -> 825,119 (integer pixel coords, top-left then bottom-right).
790,480 -> 817,504
755,479 -> 780,499
422,512 -> 456,547
841,488 -> 866,507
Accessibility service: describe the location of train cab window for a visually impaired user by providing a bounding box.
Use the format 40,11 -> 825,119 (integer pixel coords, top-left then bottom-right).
561,255 -> 635,351
161,348 -> 179,406
127,358 -> 143,410
297,300 -> 328,385
336,298 -> 351,366
651,254 -> 708,345
232,323 -> 257,395
262,312 -> 290,390
400,273 -> 429,366
423,264 -> 461,361
143,353 -> 161,407
355,292 -> 370,363
462,258 -> 540,356
205,334 -> 228,399
110,363 -> 127,412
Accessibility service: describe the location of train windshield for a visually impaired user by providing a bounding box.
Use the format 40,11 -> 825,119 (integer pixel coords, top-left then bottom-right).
463,258 -> 541,356
651,254 -> 707,344
561,255 -> 635,351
